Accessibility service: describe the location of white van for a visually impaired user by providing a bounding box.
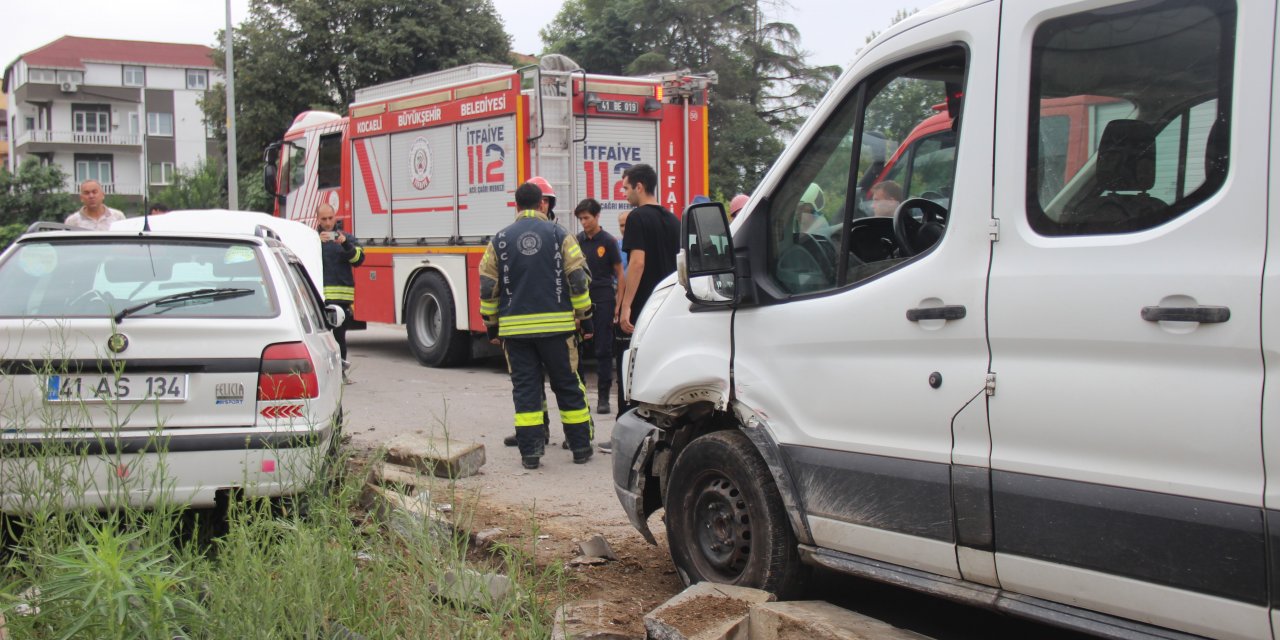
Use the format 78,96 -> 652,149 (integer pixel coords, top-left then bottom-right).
610,1 -> 1277,638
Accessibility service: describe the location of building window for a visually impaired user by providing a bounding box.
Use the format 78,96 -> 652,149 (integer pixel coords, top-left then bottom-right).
75,154 -> 113,186
123,65 -> 145,87
149,162 -> 175,185
72,105 -> 110,134
186,69 -> 208,90
29,68 -> 55,83
205,118 -> 218,139
147,112 -> 173,136
56,70 -> 84,84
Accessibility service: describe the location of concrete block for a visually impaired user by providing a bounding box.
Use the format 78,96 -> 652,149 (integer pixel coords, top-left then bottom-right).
748,601 -> 934,640
432,568 -> 513,611
576,533 -> 618,560
645,582 -> 775,640
384,434 -> 486,479
371,461 -> 435,490
552,600 -> 639,640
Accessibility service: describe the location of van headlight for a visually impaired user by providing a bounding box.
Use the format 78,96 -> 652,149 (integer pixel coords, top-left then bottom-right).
630,283 -> 673,347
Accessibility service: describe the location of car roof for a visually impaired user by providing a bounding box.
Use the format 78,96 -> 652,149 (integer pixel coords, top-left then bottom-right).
105,210 -> 324,293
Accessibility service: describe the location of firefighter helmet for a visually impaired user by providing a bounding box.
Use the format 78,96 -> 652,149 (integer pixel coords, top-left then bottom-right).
528,177 -> 556,208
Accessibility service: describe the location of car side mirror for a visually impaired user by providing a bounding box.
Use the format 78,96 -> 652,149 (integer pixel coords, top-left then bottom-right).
324,304 -> 346,330
264,163 -> 278,197
680,202 -> 735,306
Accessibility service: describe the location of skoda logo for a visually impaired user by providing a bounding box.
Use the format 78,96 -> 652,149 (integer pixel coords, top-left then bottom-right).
106,333 -> 129,354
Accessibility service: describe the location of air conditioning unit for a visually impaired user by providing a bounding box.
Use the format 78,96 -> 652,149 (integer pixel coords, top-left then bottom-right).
59,81 -> 78,93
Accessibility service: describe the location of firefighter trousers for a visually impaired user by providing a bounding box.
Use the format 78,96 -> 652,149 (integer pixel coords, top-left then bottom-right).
504,334 -> 593,458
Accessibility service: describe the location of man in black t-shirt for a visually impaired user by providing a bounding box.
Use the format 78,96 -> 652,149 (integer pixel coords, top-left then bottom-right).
575,198 -> 624,414
616,163 -> 680,416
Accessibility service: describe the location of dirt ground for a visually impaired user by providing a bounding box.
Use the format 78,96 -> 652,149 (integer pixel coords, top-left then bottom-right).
343,324 -> 685,637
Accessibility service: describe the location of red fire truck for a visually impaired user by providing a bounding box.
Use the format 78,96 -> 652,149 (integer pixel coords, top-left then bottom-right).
265,61 -> 713,367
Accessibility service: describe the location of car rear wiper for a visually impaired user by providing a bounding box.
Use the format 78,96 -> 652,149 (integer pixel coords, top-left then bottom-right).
113,288 -> 255,324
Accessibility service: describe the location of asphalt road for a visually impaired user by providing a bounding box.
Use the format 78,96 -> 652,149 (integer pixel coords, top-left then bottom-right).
343,322 -> 1092,640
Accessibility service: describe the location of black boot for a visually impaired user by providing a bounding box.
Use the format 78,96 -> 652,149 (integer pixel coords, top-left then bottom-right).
522,456 -> 541,469
506,425 -> 549,447
597,390 -> 611,415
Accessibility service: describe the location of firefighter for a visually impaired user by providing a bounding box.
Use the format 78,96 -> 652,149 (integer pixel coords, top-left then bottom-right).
316,202 -> 364,384
480,181 -> 595,469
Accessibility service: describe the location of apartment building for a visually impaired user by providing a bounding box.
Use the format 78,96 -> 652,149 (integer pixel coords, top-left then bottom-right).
2,36 -> 222,202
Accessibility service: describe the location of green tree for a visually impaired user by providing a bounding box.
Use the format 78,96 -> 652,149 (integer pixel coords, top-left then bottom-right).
150,161 -> 230,211
204,0 -> 512,204
540,0 -> 840,197
0,159 -> 77,246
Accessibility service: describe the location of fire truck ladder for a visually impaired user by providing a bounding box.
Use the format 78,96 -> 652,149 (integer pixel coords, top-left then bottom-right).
522,66 -> 585,226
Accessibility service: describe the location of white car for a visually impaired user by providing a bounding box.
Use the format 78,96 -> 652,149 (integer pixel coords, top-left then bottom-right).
0,210 -> 344,512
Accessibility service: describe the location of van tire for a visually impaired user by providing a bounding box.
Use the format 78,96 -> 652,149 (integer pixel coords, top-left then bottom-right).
405,272 -> 470,367
664,430 -> 806,598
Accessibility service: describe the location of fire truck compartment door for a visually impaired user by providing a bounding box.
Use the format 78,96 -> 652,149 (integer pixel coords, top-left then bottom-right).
576,118 -> 658,235
352,134 -> 392,239
458,116 -> 518,237
391,125 -> 459,240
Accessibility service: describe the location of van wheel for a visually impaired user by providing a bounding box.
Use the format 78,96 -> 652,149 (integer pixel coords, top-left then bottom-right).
665,430 -> 806,597
406,272 -> 470,367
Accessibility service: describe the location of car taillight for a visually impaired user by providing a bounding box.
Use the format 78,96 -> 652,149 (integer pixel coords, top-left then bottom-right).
258,342 -> 318,400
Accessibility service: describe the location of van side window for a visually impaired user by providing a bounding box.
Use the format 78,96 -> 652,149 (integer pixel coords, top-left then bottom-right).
1026,0 -> 1235,236
763,48 -> 967,296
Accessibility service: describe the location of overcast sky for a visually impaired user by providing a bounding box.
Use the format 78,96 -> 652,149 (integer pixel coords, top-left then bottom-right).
2,0 -> 920,84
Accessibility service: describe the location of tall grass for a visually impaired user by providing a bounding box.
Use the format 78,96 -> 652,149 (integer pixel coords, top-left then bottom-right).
1,352 -> 568,639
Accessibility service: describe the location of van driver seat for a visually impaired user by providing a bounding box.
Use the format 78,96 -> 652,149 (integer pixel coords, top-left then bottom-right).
1068,119 -> 1167,232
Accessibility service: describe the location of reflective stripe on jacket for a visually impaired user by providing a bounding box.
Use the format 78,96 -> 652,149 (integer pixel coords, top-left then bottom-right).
321,230 -> 364,303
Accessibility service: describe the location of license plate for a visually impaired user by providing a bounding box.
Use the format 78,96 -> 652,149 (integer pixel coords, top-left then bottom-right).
45,374 -> 188,403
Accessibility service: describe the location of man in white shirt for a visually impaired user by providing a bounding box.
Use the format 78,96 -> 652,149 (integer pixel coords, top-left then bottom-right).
64,180 -> 125,230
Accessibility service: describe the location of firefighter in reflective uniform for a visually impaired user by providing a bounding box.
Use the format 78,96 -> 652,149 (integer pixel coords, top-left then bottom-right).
479,181 -> 595,469
317,202 -> 364,383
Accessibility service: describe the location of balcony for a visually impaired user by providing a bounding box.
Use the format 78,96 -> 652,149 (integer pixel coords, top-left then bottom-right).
15,129 -> 141,149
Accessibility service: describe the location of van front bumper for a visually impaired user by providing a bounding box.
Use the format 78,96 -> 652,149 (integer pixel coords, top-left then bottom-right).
611,409 -> 660,544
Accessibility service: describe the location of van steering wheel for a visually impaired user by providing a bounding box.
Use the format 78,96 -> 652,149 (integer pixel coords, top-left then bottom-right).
893,198 -> 949,256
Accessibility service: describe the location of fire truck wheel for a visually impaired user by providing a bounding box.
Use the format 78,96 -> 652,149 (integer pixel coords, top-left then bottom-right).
406,271 -> 470,367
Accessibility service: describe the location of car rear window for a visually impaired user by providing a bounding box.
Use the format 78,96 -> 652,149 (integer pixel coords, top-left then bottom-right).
0,238 -> 279,319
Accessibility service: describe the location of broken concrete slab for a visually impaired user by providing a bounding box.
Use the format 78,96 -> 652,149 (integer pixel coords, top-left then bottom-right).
471,527 -> 505,552
384,434 -> 486,479
552,600 -> 640,640
361,483 -> 455,541
645,582 -> 775,640
748,601 -> 935,640
568,555 -> 609,567
576,533 -> 618,560
432,568 -> 514,611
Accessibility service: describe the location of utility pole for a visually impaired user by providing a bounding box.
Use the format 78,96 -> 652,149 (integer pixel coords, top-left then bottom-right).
224,0 -> 239,209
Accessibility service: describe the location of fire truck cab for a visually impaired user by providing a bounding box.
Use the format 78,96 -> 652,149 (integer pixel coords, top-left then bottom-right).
266,59 -> 713,366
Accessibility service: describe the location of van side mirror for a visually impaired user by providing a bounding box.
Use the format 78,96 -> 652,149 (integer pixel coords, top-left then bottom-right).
680,202 -> 735,306
324,304 -> 347,330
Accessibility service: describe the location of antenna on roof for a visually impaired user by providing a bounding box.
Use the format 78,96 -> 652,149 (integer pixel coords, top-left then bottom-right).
142,200 -> 152,232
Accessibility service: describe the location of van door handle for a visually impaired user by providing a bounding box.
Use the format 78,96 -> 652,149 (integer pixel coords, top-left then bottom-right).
906,305 -> 966,322
1140,305 -> 1230,323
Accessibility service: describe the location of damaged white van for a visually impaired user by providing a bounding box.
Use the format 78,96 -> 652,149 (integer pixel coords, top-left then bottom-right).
611,0 -> 1279,638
